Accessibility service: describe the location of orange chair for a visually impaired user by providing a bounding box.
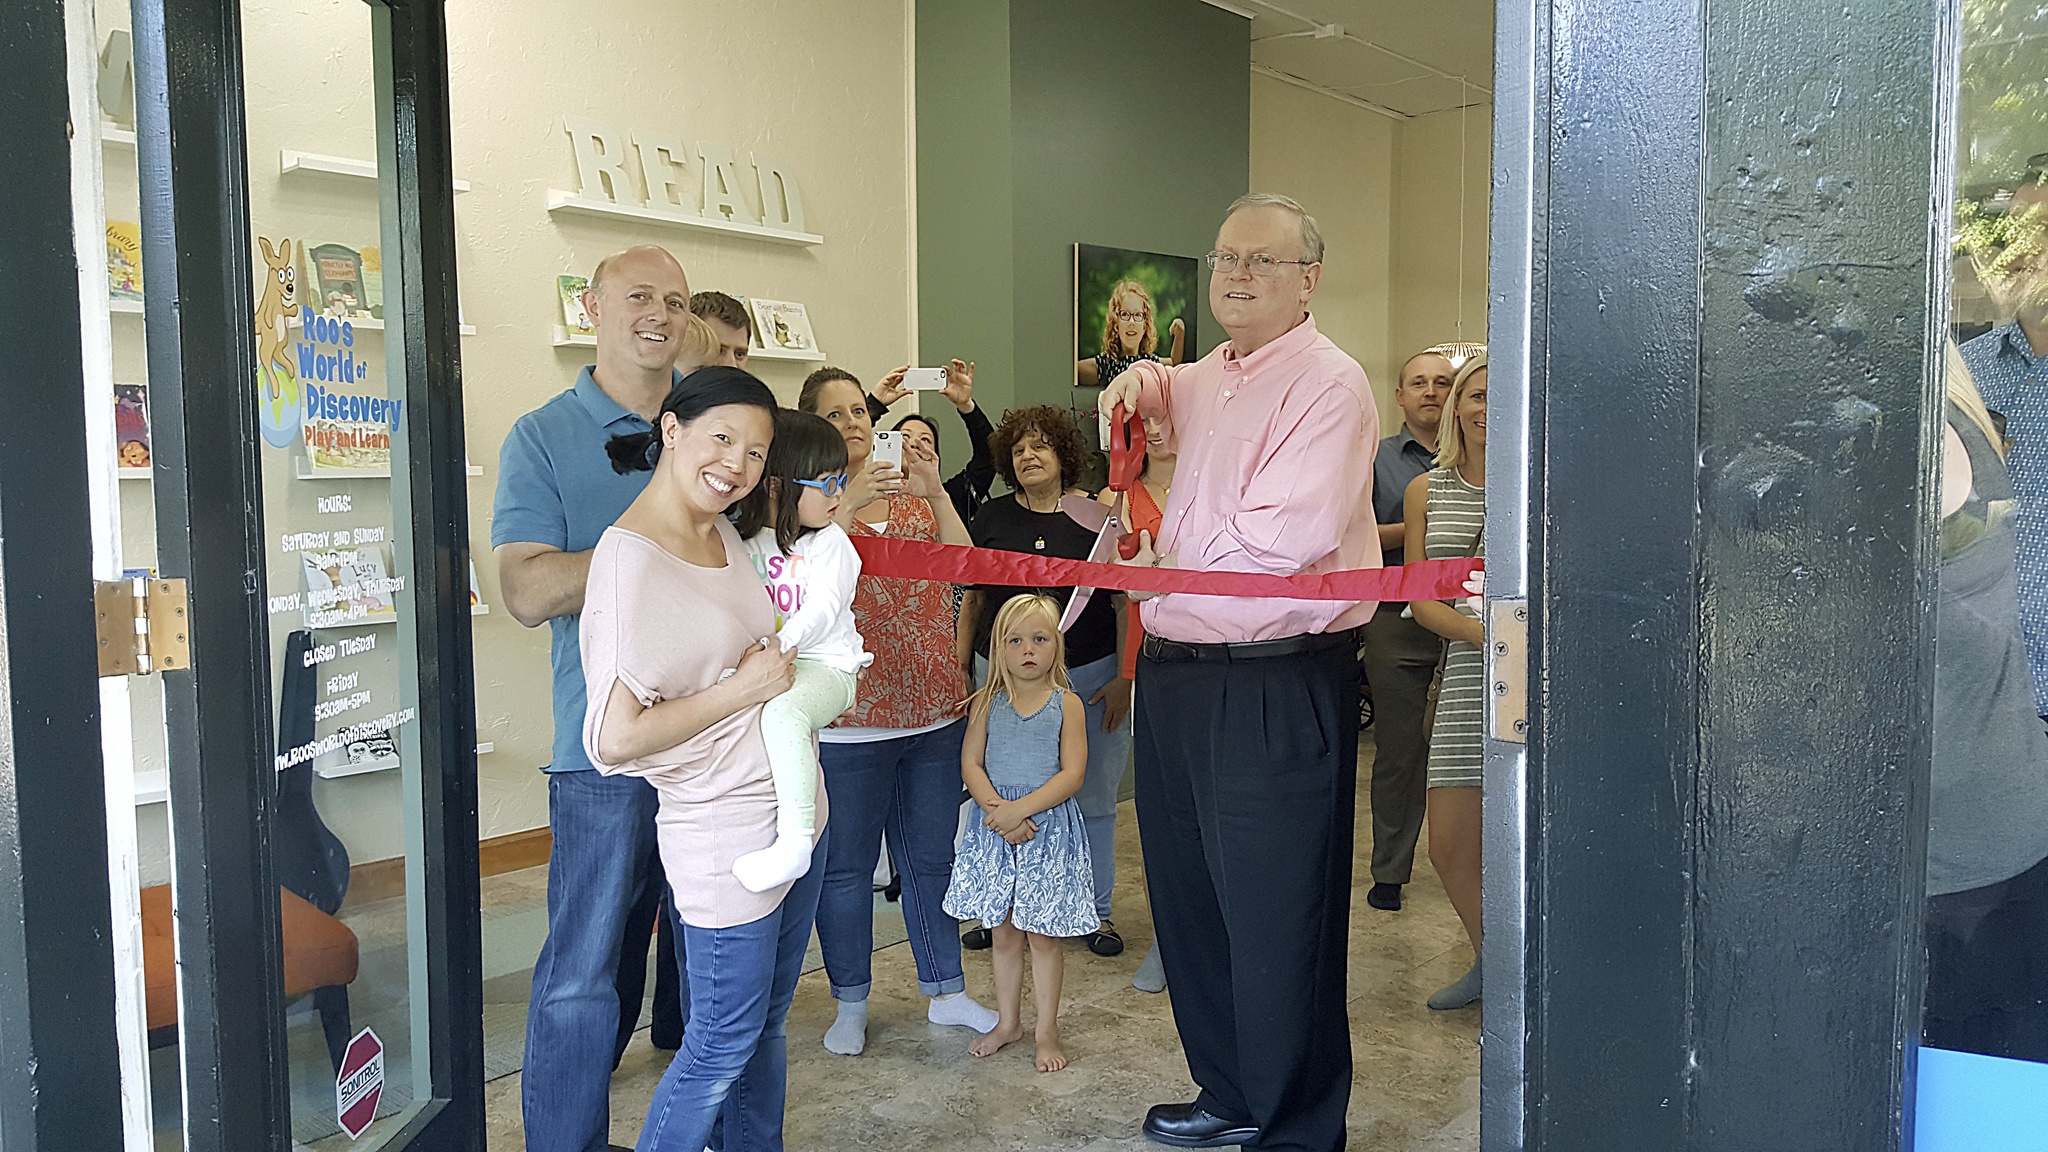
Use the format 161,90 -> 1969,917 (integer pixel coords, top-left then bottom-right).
140,884 -> 361,1070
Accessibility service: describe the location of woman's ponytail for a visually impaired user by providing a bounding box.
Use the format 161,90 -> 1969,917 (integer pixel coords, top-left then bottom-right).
601,365 -> 778,476
606,429 -> 661,474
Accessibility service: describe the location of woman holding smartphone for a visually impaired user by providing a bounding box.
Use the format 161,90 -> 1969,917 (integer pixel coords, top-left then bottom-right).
797,367 -> 994,1058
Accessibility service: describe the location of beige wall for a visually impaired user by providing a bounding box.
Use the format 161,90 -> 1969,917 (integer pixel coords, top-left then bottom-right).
451,0 -> 917,843
1392,103 -> 1493,381
1249,73 -> 1396,426
1249,77 -> 1492,436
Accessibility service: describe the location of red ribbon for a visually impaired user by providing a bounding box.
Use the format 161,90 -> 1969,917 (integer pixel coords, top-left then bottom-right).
851,536 -> 1483,603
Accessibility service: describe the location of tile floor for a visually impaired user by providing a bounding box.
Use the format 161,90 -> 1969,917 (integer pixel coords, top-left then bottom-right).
482,732 -> 1483,1151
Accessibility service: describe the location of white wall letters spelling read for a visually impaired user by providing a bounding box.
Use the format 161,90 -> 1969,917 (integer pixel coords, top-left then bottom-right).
558,117 -> 815,243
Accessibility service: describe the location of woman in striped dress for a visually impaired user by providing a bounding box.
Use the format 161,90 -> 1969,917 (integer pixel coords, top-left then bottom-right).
1404,354 -> 1488,1010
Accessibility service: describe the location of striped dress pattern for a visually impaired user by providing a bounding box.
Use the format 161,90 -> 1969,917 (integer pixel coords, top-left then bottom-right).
1424,467 -> 1487,789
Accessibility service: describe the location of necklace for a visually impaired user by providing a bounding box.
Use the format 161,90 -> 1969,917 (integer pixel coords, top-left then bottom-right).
1018,490 -> 1062,514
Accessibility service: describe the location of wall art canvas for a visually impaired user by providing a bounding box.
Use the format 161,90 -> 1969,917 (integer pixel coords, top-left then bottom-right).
1073,244 -> 1197,388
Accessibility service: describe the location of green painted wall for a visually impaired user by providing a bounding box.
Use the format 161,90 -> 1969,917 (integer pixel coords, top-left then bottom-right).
916,0 -> 1249,469
915,0 -> 1015,468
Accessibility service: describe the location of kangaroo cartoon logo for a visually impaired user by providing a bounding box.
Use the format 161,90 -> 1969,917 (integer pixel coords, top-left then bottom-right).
255,236 -> 302,448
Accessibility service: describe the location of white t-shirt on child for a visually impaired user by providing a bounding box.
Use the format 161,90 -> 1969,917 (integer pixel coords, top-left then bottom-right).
744,523 -> 873,676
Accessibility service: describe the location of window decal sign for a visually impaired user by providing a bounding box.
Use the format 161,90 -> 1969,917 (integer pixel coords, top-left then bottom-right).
335,1027 -> 384,1140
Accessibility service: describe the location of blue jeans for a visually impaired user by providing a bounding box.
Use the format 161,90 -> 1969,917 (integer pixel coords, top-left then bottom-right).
1069,653 -> 1135,920
815,721 -> 968,1000
636,833 -> 828,1152
524,768 -> 686,1152
975,653 -> 1133,921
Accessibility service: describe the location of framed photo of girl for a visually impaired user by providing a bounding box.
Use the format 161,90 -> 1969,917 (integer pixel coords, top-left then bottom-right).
1073,244 -> 1198,388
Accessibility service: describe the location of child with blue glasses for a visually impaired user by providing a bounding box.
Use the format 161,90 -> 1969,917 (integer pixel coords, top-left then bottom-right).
733,409 -> 873,891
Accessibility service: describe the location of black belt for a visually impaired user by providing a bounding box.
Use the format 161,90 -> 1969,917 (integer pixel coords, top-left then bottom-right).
1140,628 -> 1359,664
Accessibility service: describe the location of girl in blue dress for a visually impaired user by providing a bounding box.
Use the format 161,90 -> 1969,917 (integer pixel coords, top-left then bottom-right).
943,593 -> 1095,1072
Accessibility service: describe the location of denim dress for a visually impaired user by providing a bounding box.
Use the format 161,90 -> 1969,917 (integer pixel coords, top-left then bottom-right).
943,687 -> 1098,937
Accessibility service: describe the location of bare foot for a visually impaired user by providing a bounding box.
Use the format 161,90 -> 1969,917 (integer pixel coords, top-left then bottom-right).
970,1020 -> 1025,1058
1034,1029 -> 1068,1072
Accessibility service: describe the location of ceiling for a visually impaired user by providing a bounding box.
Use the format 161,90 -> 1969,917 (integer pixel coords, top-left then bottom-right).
1231,0 -> 1495,118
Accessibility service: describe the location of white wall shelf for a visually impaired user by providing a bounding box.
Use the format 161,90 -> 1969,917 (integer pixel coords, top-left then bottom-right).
102,122 -> 137,150
296,461 -> 390,480
752,344 -> 828,363
113,302 -> 474,336
314,753 -> 400,780
281,149 -> 472,193
134,770 -> 167,806
552,325 -> 826,361
472,603 -> 489,616
119,467 -> 150,480
545,189 -> 824,247
290,314 -> 476,336
293,461 -> 485,480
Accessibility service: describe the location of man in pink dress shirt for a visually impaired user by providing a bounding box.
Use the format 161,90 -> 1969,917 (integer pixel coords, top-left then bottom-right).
1103,193 -> 1380,1152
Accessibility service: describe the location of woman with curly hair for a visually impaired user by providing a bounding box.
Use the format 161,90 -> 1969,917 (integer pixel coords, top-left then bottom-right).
958,406 -> 1135,958
1075,278 -> 1188,387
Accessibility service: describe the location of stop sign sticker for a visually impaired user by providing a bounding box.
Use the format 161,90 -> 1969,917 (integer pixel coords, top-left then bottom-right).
335,1027 -> 384,1140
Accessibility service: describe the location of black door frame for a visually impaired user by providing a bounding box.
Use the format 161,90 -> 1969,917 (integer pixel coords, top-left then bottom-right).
0,3 -> 128,1148
0,0 -> 480,1147
1485,0 -> 1960,1147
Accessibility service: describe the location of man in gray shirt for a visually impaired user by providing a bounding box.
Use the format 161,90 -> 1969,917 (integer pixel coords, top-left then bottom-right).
1361,349 -> 1455,911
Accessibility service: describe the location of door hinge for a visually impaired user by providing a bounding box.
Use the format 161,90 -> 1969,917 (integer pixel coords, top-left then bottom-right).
1487,597 -> 1528,744
95,577 -> 190,677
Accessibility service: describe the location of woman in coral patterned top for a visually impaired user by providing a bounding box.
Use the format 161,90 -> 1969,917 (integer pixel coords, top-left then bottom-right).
797,368 -> 1002,1057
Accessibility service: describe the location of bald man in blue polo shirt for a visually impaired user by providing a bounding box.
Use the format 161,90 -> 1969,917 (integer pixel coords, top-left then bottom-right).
495,245 -> 696,1152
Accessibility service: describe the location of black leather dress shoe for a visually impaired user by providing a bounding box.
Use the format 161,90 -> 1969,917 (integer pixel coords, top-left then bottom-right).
1142,1102 -> 1260,1148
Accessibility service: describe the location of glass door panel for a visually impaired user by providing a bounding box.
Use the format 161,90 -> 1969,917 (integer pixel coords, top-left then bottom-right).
83,0 -> 477,1146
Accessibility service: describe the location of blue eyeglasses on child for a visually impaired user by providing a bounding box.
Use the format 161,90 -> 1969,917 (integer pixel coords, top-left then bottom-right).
794,473 -> 851,497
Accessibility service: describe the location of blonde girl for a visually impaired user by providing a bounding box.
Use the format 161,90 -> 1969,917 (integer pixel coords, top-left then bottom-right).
1074,278 -> 1188,387
941,594 -> 1094,1072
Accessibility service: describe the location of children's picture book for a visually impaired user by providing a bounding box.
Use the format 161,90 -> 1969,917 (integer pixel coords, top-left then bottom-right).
748,298 -> 816,352
306,242 -> 367,318
303,412 -> 393,473
558,274 -> 593,337
114,383 -> 150,469
302,544 -> 400,629
107,221 -> 143,301
468,558 -> 481,607
359,245 -> 385,319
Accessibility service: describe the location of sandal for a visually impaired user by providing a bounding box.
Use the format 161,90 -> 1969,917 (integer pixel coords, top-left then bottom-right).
961,925 -> 992,950
1085,920 -> 1124,957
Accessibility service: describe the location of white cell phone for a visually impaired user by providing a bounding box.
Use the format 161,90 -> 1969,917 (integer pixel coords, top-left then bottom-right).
904,367 -> 948,391
871,430 -> 904,468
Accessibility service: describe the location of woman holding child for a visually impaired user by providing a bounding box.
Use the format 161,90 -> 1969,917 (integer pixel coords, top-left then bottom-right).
579,366 -> 817,1151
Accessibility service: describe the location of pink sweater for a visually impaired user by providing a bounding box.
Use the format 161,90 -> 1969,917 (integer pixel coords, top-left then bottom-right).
581,520 -> 828,928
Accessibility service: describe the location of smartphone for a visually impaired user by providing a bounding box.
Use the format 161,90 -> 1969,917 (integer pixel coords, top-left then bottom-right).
903,367 -> 948,391
871,430 -> 904,469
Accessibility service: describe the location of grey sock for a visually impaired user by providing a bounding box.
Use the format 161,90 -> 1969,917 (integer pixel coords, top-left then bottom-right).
1132,943 -> 1167,993
823,999 -> 868,1055
1427,958 -> 1483,1010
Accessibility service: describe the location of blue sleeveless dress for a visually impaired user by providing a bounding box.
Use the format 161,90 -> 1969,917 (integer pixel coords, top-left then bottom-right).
942,687 -> 1098,937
